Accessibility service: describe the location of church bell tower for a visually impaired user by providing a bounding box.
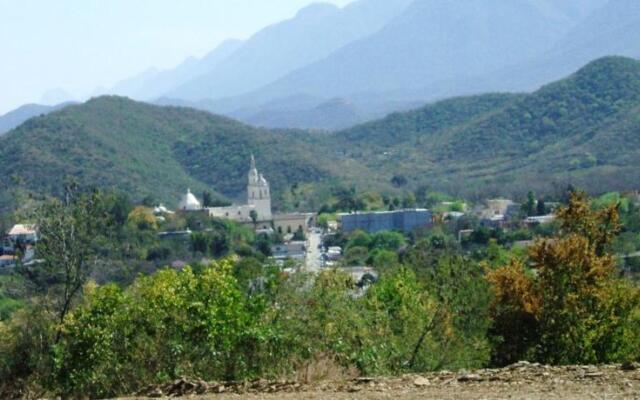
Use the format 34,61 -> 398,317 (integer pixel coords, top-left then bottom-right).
247,154 -> 272,221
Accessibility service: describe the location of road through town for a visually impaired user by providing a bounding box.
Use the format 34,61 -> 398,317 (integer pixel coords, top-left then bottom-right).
305,230 -> 323,272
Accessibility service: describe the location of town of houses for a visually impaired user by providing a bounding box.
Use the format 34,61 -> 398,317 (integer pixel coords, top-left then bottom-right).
0,156 -> 558,275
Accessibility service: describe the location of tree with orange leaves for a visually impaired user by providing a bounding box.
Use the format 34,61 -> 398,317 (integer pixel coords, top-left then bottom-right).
487,191 -> 640,365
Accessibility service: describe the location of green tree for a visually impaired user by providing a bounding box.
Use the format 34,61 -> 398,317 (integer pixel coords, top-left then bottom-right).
292,226 -> 306,241
23,189 -> 113,339
536,197 -> 546,216
524,191 -> 536,217
202,190 -> 213,207
249,209 -> 258,229
370,231 -> 406,251
190,232 -> 210,254
55,261 -> 252,397
365,268 -> 442,372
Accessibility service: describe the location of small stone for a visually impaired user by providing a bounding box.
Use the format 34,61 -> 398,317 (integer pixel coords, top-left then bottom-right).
458,374 -> 483,382
510,361 -> 530,369
148,388 -> 163,398
413,377 -> 431,387
584,371 -> 604,378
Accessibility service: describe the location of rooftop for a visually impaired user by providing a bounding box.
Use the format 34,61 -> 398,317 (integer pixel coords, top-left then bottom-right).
7,224 -> 37,236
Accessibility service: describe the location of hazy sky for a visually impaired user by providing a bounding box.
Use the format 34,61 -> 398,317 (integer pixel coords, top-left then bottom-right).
0,0 -> 354,114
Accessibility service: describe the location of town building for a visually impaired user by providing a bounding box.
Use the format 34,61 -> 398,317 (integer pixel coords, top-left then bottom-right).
7,224 -> 38,245
178,155 -> 271,226
525,214 -> 556,225
273,213 -> 315,235
0,255 -> 17,268
339,209 -> 432,234
271,241 -> 306,262
178,190 -> 202,211
247,155 -> 272,221
176,156 -> 315,232
476,199 -> 520,226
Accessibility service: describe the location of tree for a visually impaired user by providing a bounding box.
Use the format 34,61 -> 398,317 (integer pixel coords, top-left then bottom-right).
127,206 -> 157,231
536,197 -> 546,216
209,231 -> 231,258
524,191 -> 536,217
202,191 -> 213,207
292,226 -> 306,241
486,259 -> 539,365
190,232 -> 210,254
24,189 -> 113,341
370,231 -> 406,251
402,193 -> 417,208
54,261 -> 251,397
487,191 -> 640,365
249,210 -> 258,229
391,175 -> 408,188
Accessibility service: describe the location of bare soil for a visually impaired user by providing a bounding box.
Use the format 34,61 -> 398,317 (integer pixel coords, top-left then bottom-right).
127,362 -> 640,400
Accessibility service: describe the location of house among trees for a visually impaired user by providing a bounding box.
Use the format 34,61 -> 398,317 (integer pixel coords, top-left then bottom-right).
7,224 -> 38,245
271,241 -> 306,263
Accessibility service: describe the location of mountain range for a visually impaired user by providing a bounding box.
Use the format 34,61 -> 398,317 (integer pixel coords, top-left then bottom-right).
6,0 -> 636,131
2,57 -> 640,212
0,102 -> 75,135
120,0 -> 624,130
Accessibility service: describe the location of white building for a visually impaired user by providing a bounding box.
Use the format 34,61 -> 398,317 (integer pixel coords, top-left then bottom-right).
246,154 -> 272,221
7,224 -> 38,244
179,155 -> 272,226
178,189 -> 202,211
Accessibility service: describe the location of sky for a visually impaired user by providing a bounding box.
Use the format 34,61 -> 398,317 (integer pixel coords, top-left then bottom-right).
0,0 -> 354,114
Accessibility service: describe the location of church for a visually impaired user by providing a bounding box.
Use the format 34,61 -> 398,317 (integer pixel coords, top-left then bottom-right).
178,155 -> 272,227
177,155 -> 314,233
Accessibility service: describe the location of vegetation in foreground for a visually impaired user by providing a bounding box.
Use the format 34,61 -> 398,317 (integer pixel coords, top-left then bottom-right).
0,189 -> 638,399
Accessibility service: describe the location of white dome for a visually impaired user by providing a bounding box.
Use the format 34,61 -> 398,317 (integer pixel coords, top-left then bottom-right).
178,189 -> 201,211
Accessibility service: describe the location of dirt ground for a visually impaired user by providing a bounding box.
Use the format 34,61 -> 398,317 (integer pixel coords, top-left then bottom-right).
127,362 -> 640,400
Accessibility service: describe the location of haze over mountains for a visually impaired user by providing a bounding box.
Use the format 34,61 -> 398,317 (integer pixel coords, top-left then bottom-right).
127,0 -> 636,130
163,0 -> 414,101
0,102 -> 75,135
5,0 -> 638,131
107,39 -> 245,101
3,56 -> 640,212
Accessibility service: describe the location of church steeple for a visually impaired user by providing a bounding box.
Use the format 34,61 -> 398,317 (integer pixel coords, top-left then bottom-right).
247,154 -> 272,221
248,153 -> 259,185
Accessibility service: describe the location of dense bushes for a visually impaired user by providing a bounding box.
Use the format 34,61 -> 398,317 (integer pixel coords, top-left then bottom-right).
1,191 -> 639,398
54,262 -> 251,397
1,261 -> 491,398
487,192 -> 640,365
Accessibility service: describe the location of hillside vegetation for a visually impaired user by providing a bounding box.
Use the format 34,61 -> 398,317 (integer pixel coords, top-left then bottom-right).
1,190 -> 638,398
2,57 -> 640,211
331,56 -> 640,199
0,97 -> 344,212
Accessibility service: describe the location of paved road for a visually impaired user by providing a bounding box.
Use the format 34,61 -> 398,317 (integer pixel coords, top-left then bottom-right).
305,230 -> 323,272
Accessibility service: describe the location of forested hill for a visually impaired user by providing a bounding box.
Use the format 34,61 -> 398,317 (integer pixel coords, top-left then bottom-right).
0,97 -> 343,212
2,57 -> 640,212
332,56 -> 640,199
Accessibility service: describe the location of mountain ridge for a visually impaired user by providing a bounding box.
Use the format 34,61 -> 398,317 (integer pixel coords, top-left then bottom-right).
3,57 -> 640,211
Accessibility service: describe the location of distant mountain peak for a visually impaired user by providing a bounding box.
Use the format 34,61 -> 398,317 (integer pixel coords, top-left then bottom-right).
295,2 -> 340,18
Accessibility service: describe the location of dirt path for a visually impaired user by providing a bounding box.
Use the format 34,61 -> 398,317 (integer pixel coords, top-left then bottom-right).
128,362 -> 640,400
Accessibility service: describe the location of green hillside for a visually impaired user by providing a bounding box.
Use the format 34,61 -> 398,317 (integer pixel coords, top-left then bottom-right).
0,97 -> 342,212
2,57 -> 640,212
332,56 -> 640,199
